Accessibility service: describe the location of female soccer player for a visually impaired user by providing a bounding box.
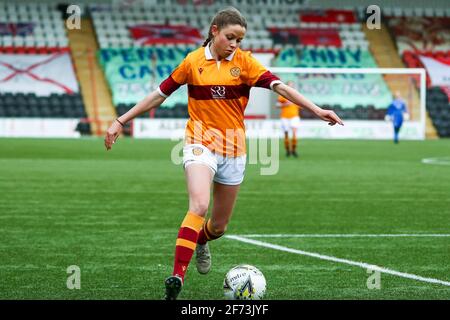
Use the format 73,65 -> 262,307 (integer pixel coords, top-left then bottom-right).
276,80 -> 302,157
104,7 -> 343,300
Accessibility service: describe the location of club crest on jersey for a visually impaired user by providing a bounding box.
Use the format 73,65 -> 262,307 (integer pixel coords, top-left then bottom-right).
230,67 -> 241,77
192,147 -> 203,156
211,86 -> 226,99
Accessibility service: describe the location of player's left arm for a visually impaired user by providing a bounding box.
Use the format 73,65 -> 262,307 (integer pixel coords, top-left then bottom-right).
245,55 -> 342,126
403,101 -> 410,120
273,82 -> 343,126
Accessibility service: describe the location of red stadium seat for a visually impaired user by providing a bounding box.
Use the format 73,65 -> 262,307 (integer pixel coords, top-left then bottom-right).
26,47 -> 37,54
15,47 -> 26,54
4,46 -> 15,54
37,47 -> 48,54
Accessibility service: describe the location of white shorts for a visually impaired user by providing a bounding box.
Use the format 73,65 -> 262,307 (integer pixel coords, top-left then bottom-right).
281,116 -> 300,132
182,144 -> 246,186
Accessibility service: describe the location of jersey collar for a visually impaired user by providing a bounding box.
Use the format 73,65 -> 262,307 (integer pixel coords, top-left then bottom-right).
205,42 -> 236,61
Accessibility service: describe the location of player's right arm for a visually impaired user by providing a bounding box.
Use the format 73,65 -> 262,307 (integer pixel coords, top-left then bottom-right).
104,91 -> 166,150
104,56 -> 191,151
276,97 -> 291,109
275,98 -> 286,109
119,91 -> 166,124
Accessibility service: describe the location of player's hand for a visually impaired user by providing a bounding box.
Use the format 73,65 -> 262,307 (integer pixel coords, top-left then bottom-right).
104,120 -> 123,151
316,109 -> 344,126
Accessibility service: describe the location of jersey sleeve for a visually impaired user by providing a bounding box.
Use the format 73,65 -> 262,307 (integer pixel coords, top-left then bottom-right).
158,57 -> 190,98
245,53 -> 282,90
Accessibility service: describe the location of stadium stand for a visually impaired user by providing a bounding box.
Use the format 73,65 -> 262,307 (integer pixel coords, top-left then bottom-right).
384,11 -> 450,137
89,4 -> 386,123
272,8 -> 389,120
0,2 -> 90,135
1,0 -> 449,138
0,3 -> 69,53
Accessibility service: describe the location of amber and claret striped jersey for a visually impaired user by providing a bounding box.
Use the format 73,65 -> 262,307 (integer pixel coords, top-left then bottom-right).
158,44 -> 281,157
278,95 -> 301,119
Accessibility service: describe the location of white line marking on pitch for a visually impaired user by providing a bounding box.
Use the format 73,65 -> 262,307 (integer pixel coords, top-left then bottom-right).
238,234 -> 450,238
422,157 -> 450,165
225,235 -> 450,287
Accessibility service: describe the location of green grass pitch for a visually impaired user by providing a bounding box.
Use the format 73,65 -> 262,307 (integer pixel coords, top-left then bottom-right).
0,137 -> 449,300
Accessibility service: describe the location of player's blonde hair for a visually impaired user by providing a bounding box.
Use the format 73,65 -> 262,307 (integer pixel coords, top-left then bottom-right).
202,7 -> 247,47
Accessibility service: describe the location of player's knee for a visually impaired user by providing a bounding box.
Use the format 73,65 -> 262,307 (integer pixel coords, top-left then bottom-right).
189,201 -> 209,216
210,221 -> 227,235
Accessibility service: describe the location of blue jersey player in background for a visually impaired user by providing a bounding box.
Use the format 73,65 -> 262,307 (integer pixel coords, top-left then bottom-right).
385,91 -> 410,144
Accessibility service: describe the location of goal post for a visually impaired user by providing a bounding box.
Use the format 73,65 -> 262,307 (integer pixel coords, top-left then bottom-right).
258,67 -> 427,140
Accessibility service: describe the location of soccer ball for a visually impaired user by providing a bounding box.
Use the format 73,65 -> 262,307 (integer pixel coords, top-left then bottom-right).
223,264 -> 266,300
